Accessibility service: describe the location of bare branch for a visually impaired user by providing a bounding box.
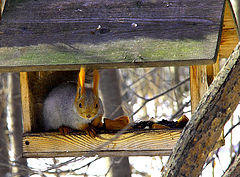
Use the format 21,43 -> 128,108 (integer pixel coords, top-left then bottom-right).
170,100 -> 191,120
131,77 -> 190,118
224,116 -> 240,138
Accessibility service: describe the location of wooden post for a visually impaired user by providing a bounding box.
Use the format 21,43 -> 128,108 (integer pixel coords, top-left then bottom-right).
206,56 -> 220,86
190,56 -> 219,112
20,72 -> 33,133
190,65 -> 208,113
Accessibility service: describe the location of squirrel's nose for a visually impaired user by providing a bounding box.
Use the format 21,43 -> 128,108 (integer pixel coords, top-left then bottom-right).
87,114 -> 91,118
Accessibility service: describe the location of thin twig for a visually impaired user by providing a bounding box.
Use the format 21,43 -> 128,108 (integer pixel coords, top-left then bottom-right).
224,119 -> 240,138
131,77 -> 190,118
170,100 -> 191,120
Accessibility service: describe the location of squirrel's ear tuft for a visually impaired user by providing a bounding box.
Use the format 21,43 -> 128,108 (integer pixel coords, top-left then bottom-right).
79,66 -> 86,95
93,69 -> 99,96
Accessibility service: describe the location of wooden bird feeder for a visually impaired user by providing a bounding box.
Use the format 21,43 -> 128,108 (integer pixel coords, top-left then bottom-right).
0,0 -> 239,158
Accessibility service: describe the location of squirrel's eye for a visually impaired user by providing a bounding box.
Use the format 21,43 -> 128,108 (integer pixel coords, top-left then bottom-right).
95,104 -> 98,108
79,103 -> 82,108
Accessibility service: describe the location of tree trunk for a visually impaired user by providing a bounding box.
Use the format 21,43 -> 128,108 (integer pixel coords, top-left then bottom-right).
100,69 -> 131,177
8,73 -> 28,177
162,42 -> 240,177
100,69 -> 124,118
0,73 -> 11,177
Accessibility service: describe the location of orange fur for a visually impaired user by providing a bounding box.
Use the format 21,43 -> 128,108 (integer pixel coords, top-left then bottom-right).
79,66 -> 86,95
93,69 -> 100,96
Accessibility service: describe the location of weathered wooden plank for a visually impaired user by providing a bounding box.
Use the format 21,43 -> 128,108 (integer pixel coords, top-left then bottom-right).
23,129 -> 182,157
0,0 -> 225,71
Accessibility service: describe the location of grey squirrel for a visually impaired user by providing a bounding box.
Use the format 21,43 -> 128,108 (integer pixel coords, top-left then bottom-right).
43,67 -> 103,135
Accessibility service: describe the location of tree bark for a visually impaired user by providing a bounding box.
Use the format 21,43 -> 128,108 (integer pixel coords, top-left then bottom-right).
100,69 -> 131,177
0,73 -> 11,177
162,42 -> 240,177
100,69 -> 124,118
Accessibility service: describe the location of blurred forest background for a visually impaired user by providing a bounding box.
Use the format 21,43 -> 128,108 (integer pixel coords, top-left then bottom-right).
0,62 -> 240,177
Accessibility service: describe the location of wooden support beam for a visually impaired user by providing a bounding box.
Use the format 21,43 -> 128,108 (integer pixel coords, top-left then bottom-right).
190,65 -> 208,113
190,55 -> 220,112
23,129 -> 182,158
20,72 -> 34,133
206,55 -> 220,85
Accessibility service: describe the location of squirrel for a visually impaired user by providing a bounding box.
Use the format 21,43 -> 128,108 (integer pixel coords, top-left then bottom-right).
43,67 -> 104,136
